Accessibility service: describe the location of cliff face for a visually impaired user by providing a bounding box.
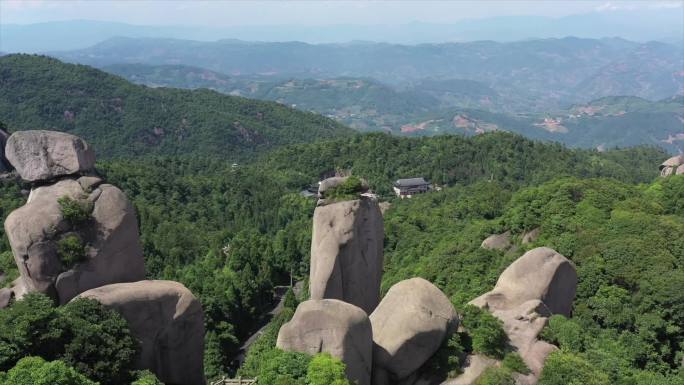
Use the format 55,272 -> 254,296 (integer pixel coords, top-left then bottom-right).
309,197 -> 384,314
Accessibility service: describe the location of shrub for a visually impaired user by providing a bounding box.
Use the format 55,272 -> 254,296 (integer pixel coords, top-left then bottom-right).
57,196 -> 93,225
0,356 -> 97,385
474,367 -> 514,385
502,352 -> 530,374
325,176 -> 365,201
306,353 -> 350,385
461,305 -> 508,358
57,235 -> 87,268
0,293 -> 137,385
420,332 -> 465,378
131,370 -> 163,385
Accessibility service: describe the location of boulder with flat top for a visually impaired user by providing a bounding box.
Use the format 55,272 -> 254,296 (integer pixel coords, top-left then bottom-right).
5,130 -> 95,182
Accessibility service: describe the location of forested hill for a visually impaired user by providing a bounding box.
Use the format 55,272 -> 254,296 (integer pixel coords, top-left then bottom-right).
0,54 -> 353,158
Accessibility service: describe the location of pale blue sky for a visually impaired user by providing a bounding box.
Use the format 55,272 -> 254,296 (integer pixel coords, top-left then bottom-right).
2,0 -> 682,26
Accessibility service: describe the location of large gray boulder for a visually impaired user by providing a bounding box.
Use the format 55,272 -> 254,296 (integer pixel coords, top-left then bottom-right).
277,299 -> 373,385
76,280 -> 205,385
469,247 -> 577,382
0,127 -> 9,172
370,278 -> 458,383
4,178 -> 144,304
5,130 -> 95,182
318,176 -> 369,198
660,155 -> 684,177
309,197 -> 383,314
470,247 -> 576,316
481,231 -> 511,250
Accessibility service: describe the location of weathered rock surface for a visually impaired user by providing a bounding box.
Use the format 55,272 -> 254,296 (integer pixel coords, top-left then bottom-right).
469,247 -> 577,383
660,154 -> 684,177
318,176 -> 369,198
521,227 -> 541,244
442,355 -> 499,385
481,231 -> 512,250
470,247 -> 576,317
370,278 -> 458,383
677,164 -> 684,175
77,280 -> 205,385
4,178 -> 145,304
277,299 -> 373,385
309,197 -> 383,314
5,130 -> 95,182
0,127 -> 10,173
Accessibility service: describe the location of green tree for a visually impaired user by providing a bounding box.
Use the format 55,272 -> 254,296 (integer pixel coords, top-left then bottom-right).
306,353 -> 350,385
461,305 -> 508,358
474,367 -> 514,385
0,356 -> 97,385
538,351 -> 610,385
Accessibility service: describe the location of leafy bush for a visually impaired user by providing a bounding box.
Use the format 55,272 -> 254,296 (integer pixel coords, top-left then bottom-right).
306,353 -> 350,385
461,305 -> 508,358
0,293 -> 137,385
502,353 -> 530,374
325,176 -> 365,201
57,196 -> 92,225
57,235 -> 87,268
420,332 -> 464,379
131,370 -> 163,385
253,349 -> 310,385
0,356 -> 97,385
474,367 -> 514,385
0,251 -> 18,288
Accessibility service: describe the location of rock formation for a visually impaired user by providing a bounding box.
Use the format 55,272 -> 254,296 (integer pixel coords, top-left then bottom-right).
77,280 -> 205,385
2,130 -> 206,384
370,278 -> 458,384
309,196 -> 384,314
4,178 -> 145,304
0,127 -> 10,173
469,247 -> 577,383
659,154 -> 684,177
481,231 -> 512,250
276,299 -> 373,385
2,130 -> 144,306
521,227 -> 541,244
318,176 -> 370,198
5,130 -> 96,182
470,247 -> 577,316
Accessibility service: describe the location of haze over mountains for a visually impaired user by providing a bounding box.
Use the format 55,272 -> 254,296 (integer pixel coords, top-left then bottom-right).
2,8 -> 683,53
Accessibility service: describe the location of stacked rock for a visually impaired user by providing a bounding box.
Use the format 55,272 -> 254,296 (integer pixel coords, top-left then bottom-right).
659,154 -> 684,177
277,176 -> 458,385
1,130 -> 205,385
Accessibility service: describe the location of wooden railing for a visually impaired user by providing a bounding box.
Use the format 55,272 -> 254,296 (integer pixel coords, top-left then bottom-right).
210,376 -> 257,385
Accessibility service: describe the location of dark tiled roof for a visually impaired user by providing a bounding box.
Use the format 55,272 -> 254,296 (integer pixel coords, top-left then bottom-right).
394,177 -> 429,187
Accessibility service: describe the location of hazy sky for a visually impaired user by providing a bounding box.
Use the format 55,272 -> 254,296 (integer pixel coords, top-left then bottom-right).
2,0 -> 683,26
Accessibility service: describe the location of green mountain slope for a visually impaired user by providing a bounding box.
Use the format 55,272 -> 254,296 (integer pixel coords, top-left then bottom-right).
53,36 -> 683,110
0,54 -> 353,158
100,63 -> 684,153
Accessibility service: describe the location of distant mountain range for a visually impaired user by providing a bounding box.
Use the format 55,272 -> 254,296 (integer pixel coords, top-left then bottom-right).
101,61 -> 684,153
2,10 -> 683,52
53,36 -> 683,113
0,55 -> 352,158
